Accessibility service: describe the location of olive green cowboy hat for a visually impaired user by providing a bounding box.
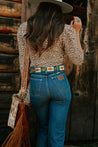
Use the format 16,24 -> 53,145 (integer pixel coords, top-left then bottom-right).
28,0 -> 73,13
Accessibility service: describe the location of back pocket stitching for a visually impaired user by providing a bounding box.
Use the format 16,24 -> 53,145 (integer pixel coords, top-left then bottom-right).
51,76 -> 70,92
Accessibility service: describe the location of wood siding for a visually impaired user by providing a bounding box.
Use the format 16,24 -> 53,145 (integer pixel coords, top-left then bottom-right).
0,1 -> 21,18
0,0 -> 21,145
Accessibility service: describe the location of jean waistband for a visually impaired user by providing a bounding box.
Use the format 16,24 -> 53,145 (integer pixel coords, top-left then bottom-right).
30,64 -> 65,74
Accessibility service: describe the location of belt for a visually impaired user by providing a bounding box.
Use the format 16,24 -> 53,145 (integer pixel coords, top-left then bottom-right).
30,65 -> 65,73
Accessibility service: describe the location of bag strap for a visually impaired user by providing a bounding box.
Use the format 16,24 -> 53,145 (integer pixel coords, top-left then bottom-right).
21,39 -> 30,93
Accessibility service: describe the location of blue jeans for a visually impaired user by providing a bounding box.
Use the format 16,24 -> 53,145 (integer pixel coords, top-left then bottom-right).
30,70 -> 71,147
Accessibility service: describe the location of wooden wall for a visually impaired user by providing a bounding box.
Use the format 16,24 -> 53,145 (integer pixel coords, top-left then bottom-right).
65,0 -> 98,144
0,0 -> 98,146
0,0 -> 21,145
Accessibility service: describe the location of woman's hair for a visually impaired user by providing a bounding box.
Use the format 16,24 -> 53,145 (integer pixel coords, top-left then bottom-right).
25,2 -> 65,56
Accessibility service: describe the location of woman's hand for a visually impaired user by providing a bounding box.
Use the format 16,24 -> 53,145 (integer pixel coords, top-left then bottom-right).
19,89 -> 27,99
70,16 -> 82,33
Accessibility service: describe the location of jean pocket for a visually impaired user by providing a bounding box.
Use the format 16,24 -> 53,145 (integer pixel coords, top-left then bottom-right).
51,73 -> 71,101
51,73 -> 70,92
30,77 -> 42,97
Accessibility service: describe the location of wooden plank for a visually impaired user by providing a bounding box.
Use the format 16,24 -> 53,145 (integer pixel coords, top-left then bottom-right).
71,5 -> 87,26
0,73 -> 20,92
0,127 -> 13,146
94,68 -> 98,139
70,95 -> 94,141
64,6 -> 87,25
0,93 -> 14,146
0,93 -> 12,109
69,53 -> 96,141
0,1 -> 21,18
0,54 -> 19,72
0,93 -> 12,128
0,34 -> 18,54
0,16 -> 21,34
0,110 -> 9,126
89,0 -> 98,139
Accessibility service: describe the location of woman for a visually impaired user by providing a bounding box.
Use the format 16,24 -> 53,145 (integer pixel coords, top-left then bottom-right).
17,0 -> 84,146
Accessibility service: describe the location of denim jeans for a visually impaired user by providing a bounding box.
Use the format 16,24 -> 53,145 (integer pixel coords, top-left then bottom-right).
30,70 -> 72,147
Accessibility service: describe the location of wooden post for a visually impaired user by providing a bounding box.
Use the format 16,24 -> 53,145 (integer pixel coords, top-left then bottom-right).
88,0 -> 98,139
21,0 -> 30,22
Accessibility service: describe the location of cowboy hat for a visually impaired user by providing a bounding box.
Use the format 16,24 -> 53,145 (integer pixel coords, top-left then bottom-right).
28,0 -> 73,13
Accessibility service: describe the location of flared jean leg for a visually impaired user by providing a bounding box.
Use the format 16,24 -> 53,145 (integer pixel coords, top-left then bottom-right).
34,103 -> 49,147
48,100 -> 71,147
30,71 -> 72,147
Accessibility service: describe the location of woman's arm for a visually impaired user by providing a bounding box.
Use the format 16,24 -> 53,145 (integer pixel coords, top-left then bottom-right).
70,16 -> 84,55
63,24 -> 84,66
17,22 -> 27,93
17,22 -> 27,73
76,32 -> 84,54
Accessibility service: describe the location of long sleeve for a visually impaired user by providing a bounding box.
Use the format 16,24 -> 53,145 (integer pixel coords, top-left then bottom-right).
63,24 -> 84,65
17,22 -> 27,73
17,22 -> 30,105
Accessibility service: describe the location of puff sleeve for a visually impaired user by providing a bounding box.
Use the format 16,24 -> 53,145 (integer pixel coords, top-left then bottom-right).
17,22 -> 27,73
63,24 -> 84,65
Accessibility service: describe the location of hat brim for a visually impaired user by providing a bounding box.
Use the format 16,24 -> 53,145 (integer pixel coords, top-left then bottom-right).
29,0 -> 73,13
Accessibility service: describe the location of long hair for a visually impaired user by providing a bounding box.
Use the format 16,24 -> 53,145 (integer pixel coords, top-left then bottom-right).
25,2 -> 65,56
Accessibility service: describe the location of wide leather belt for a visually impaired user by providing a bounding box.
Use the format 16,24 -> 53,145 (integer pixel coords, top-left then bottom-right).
30,65 -> 65,73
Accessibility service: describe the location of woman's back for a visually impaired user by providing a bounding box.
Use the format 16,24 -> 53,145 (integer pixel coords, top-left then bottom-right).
17,21 -> 84,71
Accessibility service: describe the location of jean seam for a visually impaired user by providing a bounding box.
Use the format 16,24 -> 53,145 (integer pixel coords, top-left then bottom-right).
46,76 -> 50,97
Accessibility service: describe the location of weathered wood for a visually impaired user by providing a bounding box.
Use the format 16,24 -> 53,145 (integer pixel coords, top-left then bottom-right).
69,51 -> 96,140
0,0 -> 21,145
94,67 -> 98,139
64,6 -> 87,25
21,0 -> 28,23
0,34 -> 18,54
70,95 -> 94,141
0,1 -> 21,18
0,93 -> 14,146
88,0 -> 98,139
71,5 -> 87,26
68,0 -> 97,139
0,16 -> 21,34
0,73 -> 20,92
0,110 -> 10,127
0,54 -> 19,72
0,127 -> 13,146
68,0 -> 97,140
0,93 -> 12,109
0,93 -> 12,128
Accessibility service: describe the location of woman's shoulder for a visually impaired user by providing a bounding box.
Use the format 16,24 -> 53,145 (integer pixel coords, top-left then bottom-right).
63,24 -> 75,34
17,21 -> 27,36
